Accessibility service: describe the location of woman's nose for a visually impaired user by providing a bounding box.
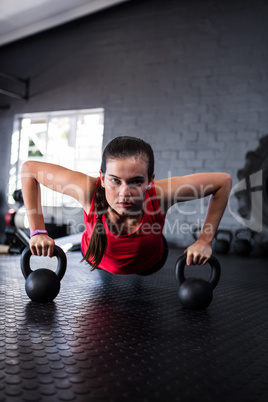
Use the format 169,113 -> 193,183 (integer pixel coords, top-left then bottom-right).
120,184 -> 131,198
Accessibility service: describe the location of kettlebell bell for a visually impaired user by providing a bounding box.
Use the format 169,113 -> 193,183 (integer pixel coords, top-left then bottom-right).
233,228 -> 252,256
21,245 -> 67,302
214,229 -> 232,254
175,254 -> 221,310
251,231 -> 268,257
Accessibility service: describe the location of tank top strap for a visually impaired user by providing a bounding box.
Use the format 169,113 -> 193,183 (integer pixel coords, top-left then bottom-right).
146,181 -> 165,219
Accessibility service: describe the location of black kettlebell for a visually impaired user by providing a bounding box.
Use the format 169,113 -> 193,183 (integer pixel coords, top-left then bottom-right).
175,254 -> 221,310
233,228 -> 252,256
21,245 -> 67,302
251,231 -> 268,257
191,225 -> 201,241
214,229 -> 232,254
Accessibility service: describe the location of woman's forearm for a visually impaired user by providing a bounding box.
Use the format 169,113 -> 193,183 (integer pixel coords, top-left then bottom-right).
198,176 -> 232,245
184,175 -> 232,265
21,162 -> 46,232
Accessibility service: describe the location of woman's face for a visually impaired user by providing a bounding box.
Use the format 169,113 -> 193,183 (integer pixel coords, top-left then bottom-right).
100,156 -> 154,217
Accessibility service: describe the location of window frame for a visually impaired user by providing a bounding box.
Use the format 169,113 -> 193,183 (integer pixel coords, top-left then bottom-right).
8,108 -> 104,207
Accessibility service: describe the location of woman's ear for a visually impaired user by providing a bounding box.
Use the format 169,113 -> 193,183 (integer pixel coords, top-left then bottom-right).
147,173 -> 155,190
99,170 -> 105,187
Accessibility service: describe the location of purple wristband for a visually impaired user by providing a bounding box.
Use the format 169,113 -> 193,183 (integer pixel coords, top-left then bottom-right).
30,229 -> 48,238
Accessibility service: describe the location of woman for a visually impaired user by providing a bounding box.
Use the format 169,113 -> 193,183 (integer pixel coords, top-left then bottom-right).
21,136 -> 232,274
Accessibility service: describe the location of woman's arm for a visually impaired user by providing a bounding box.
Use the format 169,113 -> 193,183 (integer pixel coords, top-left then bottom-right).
155,172 -> 232,265
21,161 -> 96,256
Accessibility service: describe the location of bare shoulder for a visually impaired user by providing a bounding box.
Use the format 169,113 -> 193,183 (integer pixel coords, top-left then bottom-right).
154,179 -> 171,195
154,179 -> 171,214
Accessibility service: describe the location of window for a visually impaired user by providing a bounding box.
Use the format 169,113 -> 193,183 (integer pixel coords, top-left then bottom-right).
8,108 -> 104,207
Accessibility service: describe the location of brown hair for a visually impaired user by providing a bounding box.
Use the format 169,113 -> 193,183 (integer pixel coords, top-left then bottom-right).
82,136 -> 154,270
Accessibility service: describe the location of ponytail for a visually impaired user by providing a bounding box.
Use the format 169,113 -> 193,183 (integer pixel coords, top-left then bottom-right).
81,183 -> 108,270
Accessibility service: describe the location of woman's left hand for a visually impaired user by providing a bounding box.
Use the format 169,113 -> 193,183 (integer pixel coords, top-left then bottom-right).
184,240 -> 212,266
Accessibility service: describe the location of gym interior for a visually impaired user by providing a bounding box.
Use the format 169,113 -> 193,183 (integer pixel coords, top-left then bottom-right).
0,0 -> 267,401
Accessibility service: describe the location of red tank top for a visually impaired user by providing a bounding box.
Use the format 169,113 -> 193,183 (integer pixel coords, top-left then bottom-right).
81,178 -> 165,274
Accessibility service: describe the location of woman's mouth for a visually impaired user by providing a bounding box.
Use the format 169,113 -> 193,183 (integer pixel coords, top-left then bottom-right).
118,202 -> 132,208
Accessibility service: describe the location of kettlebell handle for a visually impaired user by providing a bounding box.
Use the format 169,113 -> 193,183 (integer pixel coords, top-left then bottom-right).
235,228 -> 252,241
215,229 -> 233,242
21,245 -> 67,281
175,254 -> 221,290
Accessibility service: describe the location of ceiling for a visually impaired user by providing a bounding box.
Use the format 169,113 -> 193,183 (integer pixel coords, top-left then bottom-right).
0,0 -> 130,47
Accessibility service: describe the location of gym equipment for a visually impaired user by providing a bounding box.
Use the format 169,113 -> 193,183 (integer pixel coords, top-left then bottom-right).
12,189 -> 24,204
191,225 -> 201,241
5,226 -> 30,254
55,233 -> 83,253
235,134 -> 268,227
21,245 -> 67,302
251,231 -> 268,257
233,229 -> 252,256
175,254 -> 221,310
213,229 -> 232,254
5,208 -> 16,226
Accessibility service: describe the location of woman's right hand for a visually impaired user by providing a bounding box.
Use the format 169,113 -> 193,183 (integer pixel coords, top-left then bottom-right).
29,235 -> 55,257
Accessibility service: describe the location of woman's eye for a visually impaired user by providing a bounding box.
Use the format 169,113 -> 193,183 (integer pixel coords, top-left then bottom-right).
111,178 -> 120,185
130,180 -> 143,187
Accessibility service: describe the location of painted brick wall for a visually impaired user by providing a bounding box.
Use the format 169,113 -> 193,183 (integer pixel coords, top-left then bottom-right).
0,0 -> 267,246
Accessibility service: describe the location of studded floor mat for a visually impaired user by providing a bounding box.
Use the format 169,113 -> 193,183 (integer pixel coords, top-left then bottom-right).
0,249 -> 267,401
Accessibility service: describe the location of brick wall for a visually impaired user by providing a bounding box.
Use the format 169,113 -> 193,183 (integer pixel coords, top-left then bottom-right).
0,0 -> 268,245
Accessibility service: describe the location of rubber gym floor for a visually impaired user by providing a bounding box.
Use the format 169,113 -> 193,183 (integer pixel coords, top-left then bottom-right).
0,247 -> 267,402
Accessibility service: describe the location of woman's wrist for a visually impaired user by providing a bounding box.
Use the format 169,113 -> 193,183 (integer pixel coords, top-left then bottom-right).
30,229 -> 48,238
196,234 -> 213,247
